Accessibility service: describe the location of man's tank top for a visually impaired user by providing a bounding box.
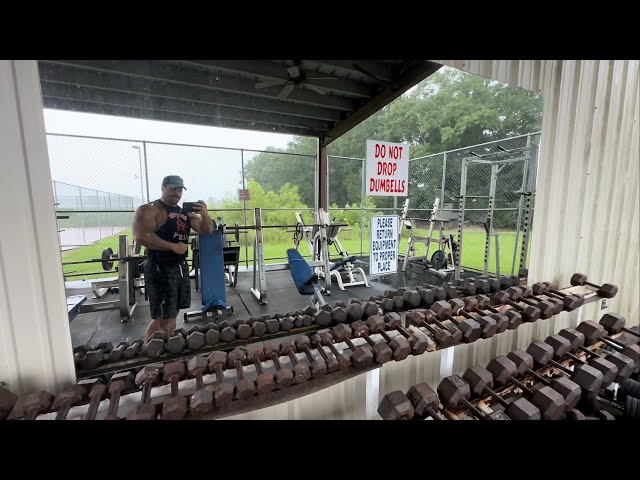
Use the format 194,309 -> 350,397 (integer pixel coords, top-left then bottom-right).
149,200 -> 191,262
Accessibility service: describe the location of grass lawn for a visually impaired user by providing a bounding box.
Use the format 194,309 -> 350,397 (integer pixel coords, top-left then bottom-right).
61,225 -> 526,280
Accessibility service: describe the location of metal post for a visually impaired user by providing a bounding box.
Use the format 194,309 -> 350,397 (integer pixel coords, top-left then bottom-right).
484,164 -> 498,276
360,158 -> 365,259
132,145 -> 144,206
455,159 -> 467,280
241,149 -> 249,268
79,187 -> 85,244
96,190 -> 101,239
441,152 -> 447,210
142,141 -> 150,203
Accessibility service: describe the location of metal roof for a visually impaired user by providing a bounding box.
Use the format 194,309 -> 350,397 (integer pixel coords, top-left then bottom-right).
37,60 -> 442,144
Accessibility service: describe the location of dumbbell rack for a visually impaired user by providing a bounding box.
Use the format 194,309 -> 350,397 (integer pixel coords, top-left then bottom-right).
2,278 -> 618,421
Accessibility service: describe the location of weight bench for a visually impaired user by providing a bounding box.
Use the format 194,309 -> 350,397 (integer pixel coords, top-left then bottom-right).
286,248 -> 327,309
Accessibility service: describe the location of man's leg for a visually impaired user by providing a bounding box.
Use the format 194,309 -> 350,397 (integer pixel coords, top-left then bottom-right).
143,260 -> 164,344
144,319 -> 162,343
159,317 -> 177,339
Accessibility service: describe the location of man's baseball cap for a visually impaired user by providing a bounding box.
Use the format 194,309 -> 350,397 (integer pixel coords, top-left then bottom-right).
162,175 -> 186,190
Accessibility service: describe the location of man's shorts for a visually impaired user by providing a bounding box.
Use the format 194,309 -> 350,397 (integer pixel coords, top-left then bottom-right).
143,259 -> 191,320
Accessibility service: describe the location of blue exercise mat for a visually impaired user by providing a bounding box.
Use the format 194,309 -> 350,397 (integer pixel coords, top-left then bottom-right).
199,230 -> 228,312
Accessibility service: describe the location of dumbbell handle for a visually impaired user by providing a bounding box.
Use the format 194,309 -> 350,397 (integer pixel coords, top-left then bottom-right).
341,337 -> 359,353
286,349 -> 301,366
104,382 -> 125,420
168,375 -> 181,397
358,332 -> 377,349
524,368 -> 551,386
323,340 -> 344,360
54,399 -> 75,421
617,327 -> 640,337
441,312 -> 463,327
508,376 -> 533,396
193,368 -> 206,390
500,298 -> 527,312
481,387 -> 510,409
546,287 -> 569,298
234,360 -> 246,380
84,389 -> 105,421
300,344 -> 319,365
212,364 -> 225,386
252,357 -> 264,375
424,406 -> 446,420
457,309 -> 480,321
141,379 -> 155,405
547,359 -> 574,376
377,329 -> 393,343
269,352 -> 284,371
426,313 -> 459,335
311,341 -> 332,364
459,397 -> 490,420
600,336 -> 626,349
393,325 -> 413,341
567,351 -> 588,364
418,319 -> 443,337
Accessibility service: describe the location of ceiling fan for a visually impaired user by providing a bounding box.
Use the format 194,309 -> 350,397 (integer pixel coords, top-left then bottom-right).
254,60 -> 338,98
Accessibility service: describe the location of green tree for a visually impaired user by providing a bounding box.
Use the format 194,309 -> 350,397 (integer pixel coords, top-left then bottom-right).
243,67 -> 543,210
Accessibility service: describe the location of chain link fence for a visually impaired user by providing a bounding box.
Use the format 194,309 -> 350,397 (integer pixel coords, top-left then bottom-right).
48,134 -> 316,280
327,132 -> 541,274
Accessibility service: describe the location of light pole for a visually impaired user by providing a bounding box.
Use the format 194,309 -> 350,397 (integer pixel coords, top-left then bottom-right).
132,146 -> 145,206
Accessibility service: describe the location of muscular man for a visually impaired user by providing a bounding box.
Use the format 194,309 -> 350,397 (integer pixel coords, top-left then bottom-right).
133,175 -> 214,342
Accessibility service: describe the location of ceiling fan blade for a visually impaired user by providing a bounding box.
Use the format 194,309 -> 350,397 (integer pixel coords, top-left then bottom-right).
304,84 -> 328,95
286,65 -> 301,79
255,79 -> 286,89
278,83 -> 295,98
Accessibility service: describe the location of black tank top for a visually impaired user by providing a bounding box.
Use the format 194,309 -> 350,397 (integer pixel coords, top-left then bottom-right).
149,200 -> 191,262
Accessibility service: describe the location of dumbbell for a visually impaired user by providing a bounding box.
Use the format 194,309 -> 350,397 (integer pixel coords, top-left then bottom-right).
546,332 -> 635,386
473,295 -> 522,330
246,346 -> 276,395
575,321 -> 640,372
532,282 -> 584,311
384,312 -> 434,354
82,381 -> 108,420
493,291 -> 541,323
406,311 -> 453,347
462,366 -> 541,420
122,339 -> 144,359
331,324 -> 374,369
524,341 -> 605,394
484,356 -> 566,420
449,298 -> 497,338
401,290 -> 422,309
437,375 -> 494,420
228,348 -> 257,399
293,336 -> 327,378
142,332 -> 167,358
185,355 -> 214,415
350,320 -> 393,364
599,313 -> 640,339
480,277 -> 502,293
431,300 -> 481,343
280,340 -> 313,384
315,332 -> 352,371
0,386 -> 18,420
307,334 -> 340,373
21,390 -> 55,420
104,371 -> 135,420
364,316 -> 412,361
126,363 -> 163,420
617,378 -> 640,403
405,382 -> 447,420
460,297 -> 509,333
506,286 -> 556,319
517,286 -> 564,317
421,284 -> 448,301
570,273 -> 618,298
499,351 -> 582,412
205,351 -> 235,407
420,309 -> 463,344
567,409 -> 616,420
377,390 -> 415,420
161,360 -> 188,420
109,341 -> 130,362
263,342 -> 295,389
51,383 -> 88,420
464,277 -> 491,294
443,280 -> 476,299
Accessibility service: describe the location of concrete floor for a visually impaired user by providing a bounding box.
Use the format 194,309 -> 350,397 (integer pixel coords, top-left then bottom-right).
65,258 -> 461,349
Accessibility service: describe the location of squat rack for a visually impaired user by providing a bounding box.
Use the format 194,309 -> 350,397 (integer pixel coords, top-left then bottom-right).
454,144 -> 538,281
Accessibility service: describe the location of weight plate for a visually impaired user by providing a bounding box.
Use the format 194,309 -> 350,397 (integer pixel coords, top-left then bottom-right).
431,250 -> 447,270
101,247 -> 114,271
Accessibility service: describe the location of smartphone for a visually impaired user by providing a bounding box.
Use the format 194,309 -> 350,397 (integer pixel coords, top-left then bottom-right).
182,202 -> 197,213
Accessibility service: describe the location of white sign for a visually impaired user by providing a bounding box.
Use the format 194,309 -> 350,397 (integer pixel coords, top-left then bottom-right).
370,215 -> 399,276
366,139 -> 409,197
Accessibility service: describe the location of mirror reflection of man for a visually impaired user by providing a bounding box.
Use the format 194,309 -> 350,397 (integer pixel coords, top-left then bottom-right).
133,175 -> 214,342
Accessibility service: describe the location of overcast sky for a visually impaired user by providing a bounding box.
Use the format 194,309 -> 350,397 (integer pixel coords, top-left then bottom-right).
44,109 -> 301,206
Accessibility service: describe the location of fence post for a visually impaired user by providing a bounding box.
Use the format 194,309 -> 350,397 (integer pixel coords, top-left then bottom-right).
241,148 -> 249,268
441,152 -> 447,206
143,141 -> 150,203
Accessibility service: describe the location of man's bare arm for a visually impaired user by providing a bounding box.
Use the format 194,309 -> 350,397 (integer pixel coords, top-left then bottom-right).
133,204 -> 179,253
187,200 -> 215,235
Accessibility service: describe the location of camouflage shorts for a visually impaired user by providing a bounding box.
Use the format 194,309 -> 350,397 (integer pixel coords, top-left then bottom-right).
143,259 -> 191,320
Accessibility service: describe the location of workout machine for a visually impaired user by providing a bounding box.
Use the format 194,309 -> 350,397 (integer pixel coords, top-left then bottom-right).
286,248 -> 328,309
399,198 -> 457,276
454,144 -> 538,281
71,235 -> 146,322
294,209 -> 369,292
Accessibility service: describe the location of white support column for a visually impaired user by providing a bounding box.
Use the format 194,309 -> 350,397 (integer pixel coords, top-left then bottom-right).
0,60 -> 75,396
